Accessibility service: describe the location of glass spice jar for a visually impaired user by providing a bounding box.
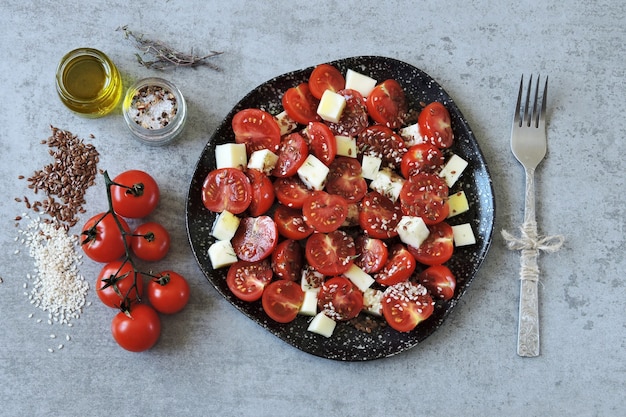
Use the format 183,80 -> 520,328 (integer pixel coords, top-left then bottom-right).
123,77 -> 187,146
55,48 -> 123,117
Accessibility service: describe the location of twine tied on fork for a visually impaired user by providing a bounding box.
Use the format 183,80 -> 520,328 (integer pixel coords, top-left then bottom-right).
501,223 -> 564,282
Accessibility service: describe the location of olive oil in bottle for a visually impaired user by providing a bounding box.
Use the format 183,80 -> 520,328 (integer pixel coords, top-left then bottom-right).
55,48 -> 122,117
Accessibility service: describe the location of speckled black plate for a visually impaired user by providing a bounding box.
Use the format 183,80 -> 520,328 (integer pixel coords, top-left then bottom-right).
186,56 -> 494,361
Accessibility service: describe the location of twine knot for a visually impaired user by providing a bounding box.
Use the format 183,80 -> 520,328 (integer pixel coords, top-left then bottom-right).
502,224 -> 564,282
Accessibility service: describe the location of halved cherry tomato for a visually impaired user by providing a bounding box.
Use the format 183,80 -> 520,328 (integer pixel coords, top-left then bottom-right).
306,121 -> 337,166
202,167 -> 252,214
273,205 -> 314,240
317,276 -> 363,321
325,157 -> 367,203
111,170 -> 160,219
272,132 -> 309,178
111,303 -> 160,352
408,221 -> 454,266
302,190 -> 348,233
357,125 -> 407,170
382,281 -> 434,332
399,173 -> 449,225
282,83 -> 320,125
354,235 -> 388,274
96,260 -> 143,308
226,260 -> 273,302
418,102 -> 454,148
273,175 -> 314,209
358,191 -> 402,239
326,89 -> 369,137
308,63 -> 345,99
231,216 -> 278,262
366,79 -> 407,129
400,143 -> 445,178
375,243 -> 416,286
305,230 -> 355,276
232,108 -> 281,154
130,221 -> 170,262
81,212 -> 131,263
245,168 -> 275,217
271,239 -> 304,281
418,265 -> 456,301
262,280 -> 304,323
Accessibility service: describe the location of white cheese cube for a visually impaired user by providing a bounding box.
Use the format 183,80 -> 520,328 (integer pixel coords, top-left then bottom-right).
439,154 -> 469,187
345,69 -> 377,97
361,155 -> 382,180
208,240 -> 238,269
211,210 -> 240,241
452,223 -> 476,246
447,191 -> 470,218
215,143 -> 247,170
301,266 -> 324,292
369,168 -> 405,202
317,90 -> 346,123
363,288 -> 383,316
297,154 -> 329,190
396,216 -> 430,249
274,110 -> 298,135
247,149 -> 279,175
299,291 -> 318,316
343,264 -> 375,292
399,123 -> 424,146
307,312 -> 337,338
335,135 -> 357,158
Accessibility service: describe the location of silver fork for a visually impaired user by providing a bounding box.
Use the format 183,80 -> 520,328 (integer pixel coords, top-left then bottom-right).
510,74 -> 548,357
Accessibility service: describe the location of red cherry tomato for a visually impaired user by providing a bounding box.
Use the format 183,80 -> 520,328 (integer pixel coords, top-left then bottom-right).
358,191 -> 402,239
272,132 -> 309,178
418,102 -> 454,148
382,281 -> 434,333
226,260 -> 273,302
306,121 -> 337,166
418,265 -> 456,301
305,230 -> 355,276
262,280 -> 305,323
366,79 -> 407,129
302,190 -> 348,233
111,303 -> 161,352
232,108 -> 281,154
201,167 -> 252,214
308,63 -> 345,99
110,170 -> 160,219
245,168 -> 275,217
282,83 -> 320,125
147,271 -> 191,314
326,89 -> 369,137
273,205 -> 314,240
96,260 -> 143,308
271,239 -> 304,281
325,157 -> 367,203
399,173 -> 449,225
374,243 -> 416,286
408,222 -> 454,266
354,235 -> 388,274
273,175 -> 313,209
317,276 -> 364,321
81,212 -> 131,263
130,222 -> 170,262
231,216 -> 278,262
357,125 -> 408,170
400,143 -> 445,178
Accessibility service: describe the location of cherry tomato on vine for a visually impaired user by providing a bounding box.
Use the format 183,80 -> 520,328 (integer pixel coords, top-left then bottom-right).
96,260 -> 144,308
111,170 -> 160,218
131,222 -> 170,262
262,280 -> 304,323
111,303 -> 161,352
147,271 -> 190,314
81,212 -> 131,263
201,167 -> 252,214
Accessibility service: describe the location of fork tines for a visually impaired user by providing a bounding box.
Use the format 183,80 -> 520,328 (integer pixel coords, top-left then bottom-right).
515,75 -> 548,129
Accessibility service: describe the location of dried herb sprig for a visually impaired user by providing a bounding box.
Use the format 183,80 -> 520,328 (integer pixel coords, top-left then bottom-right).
118,25 -> 223,70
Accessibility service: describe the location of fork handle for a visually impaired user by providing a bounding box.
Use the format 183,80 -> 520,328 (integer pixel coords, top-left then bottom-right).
518,168 -> 540,357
